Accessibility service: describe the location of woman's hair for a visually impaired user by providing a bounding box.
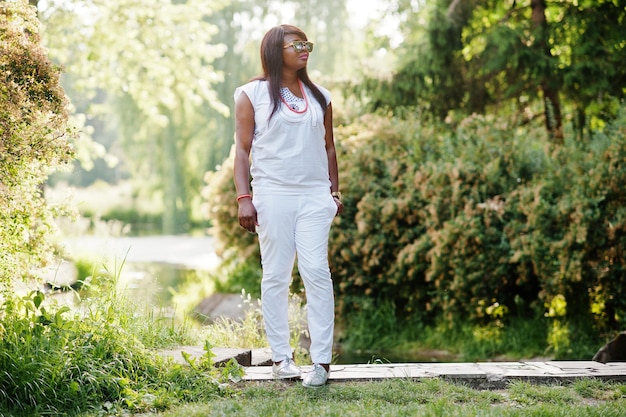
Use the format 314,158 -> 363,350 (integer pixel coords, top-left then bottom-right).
253,24 -> 328,121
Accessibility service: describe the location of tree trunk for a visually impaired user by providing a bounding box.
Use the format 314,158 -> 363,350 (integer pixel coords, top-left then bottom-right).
531,0 -> 564,143
160,111 -> 189,234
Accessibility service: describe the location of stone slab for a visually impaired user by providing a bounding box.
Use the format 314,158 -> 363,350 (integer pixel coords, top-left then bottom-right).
159,346 -> 252,367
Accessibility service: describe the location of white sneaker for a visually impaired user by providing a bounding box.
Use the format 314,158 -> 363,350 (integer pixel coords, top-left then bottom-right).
272,358 -> 301,379
302,363 -> 329,388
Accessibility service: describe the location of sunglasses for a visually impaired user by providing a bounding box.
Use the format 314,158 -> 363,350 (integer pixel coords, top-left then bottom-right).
283,41 -> 314,53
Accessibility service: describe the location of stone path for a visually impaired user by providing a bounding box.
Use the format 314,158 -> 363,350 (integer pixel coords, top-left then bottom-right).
159,347 -> 626,388
244,361 -> 626,388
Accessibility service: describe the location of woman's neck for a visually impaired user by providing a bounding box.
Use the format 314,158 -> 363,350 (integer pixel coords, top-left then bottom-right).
281,71 -> 300,87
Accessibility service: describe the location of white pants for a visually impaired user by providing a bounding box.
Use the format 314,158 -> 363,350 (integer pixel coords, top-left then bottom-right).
254,193 -> 336,364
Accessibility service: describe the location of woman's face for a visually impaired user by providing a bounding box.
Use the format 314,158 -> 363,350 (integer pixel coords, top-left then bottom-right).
282,33 -> 310,72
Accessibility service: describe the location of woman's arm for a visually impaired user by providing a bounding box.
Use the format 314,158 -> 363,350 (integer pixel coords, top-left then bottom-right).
234,92 -> 258,232
324,102 -> 343,215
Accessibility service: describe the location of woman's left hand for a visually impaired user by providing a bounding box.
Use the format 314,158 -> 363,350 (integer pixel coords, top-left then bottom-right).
333,197 -> 344,216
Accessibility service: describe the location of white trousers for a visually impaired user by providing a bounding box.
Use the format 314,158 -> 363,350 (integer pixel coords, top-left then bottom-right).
254,193 -> 336,364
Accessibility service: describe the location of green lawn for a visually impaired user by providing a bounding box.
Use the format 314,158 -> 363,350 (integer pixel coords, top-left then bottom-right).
112,378 -> 626,417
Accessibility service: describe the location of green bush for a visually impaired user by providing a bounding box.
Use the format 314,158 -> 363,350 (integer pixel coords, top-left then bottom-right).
203,104 -> 626,354
327,113 -> 548,326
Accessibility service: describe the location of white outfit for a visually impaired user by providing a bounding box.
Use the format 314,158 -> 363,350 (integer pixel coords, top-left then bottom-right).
234,80 -> 336,364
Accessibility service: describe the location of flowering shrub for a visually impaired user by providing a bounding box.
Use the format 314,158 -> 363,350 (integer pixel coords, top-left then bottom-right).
0,1 -> 74,285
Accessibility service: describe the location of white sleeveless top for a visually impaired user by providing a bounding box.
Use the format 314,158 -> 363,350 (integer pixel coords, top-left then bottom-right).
234,79 -> 331,195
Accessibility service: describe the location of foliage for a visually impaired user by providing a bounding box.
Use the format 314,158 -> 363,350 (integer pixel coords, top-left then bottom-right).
336,296 -> 418,353
202,149 -> 263,294
213,255 -> 263,297
202,150 -> 259,261
332,108 -> 626,351
0,0 -> 74,284
204,103 -> 626,355
329,111 -> 546,329
0,276 -> 242,416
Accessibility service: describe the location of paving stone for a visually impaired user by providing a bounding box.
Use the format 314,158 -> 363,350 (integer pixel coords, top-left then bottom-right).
251,348 -> 273,366
193,293 -> 253,323
478,362 -> 551,378
214,348 -> 252,367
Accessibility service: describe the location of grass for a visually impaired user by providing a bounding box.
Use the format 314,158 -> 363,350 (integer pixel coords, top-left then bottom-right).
112,378 -> 626,417
1,254 -> 623,416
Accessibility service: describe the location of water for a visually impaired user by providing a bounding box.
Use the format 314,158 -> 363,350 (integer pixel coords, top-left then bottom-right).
64,234 -> 220,306
116,262 -> 198,306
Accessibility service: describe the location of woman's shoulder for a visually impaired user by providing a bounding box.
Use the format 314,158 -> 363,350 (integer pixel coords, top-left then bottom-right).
234,79 -> 268,100
243,79 -> 267,87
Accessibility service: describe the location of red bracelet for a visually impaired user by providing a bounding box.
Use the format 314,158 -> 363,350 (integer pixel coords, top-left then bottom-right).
236,194 -> 252,202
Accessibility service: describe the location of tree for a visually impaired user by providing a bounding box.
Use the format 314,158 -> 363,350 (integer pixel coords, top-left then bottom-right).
0,0 -> 74,284
39,0 -> 229,233
530,0 -> 563,141
556,0 -> 626,138
362,0 -> 625,139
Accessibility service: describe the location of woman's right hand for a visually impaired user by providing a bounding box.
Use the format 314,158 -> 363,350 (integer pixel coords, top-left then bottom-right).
238,199 -> 258,233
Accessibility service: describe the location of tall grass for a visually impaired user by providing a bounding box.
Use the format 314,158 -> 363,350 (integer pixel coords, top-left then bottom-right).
0,262 -> 242,416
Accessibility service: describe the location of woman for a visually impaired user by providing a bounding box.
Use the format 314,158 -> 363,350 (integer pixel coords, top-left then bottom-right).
233,24 -> 343,388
